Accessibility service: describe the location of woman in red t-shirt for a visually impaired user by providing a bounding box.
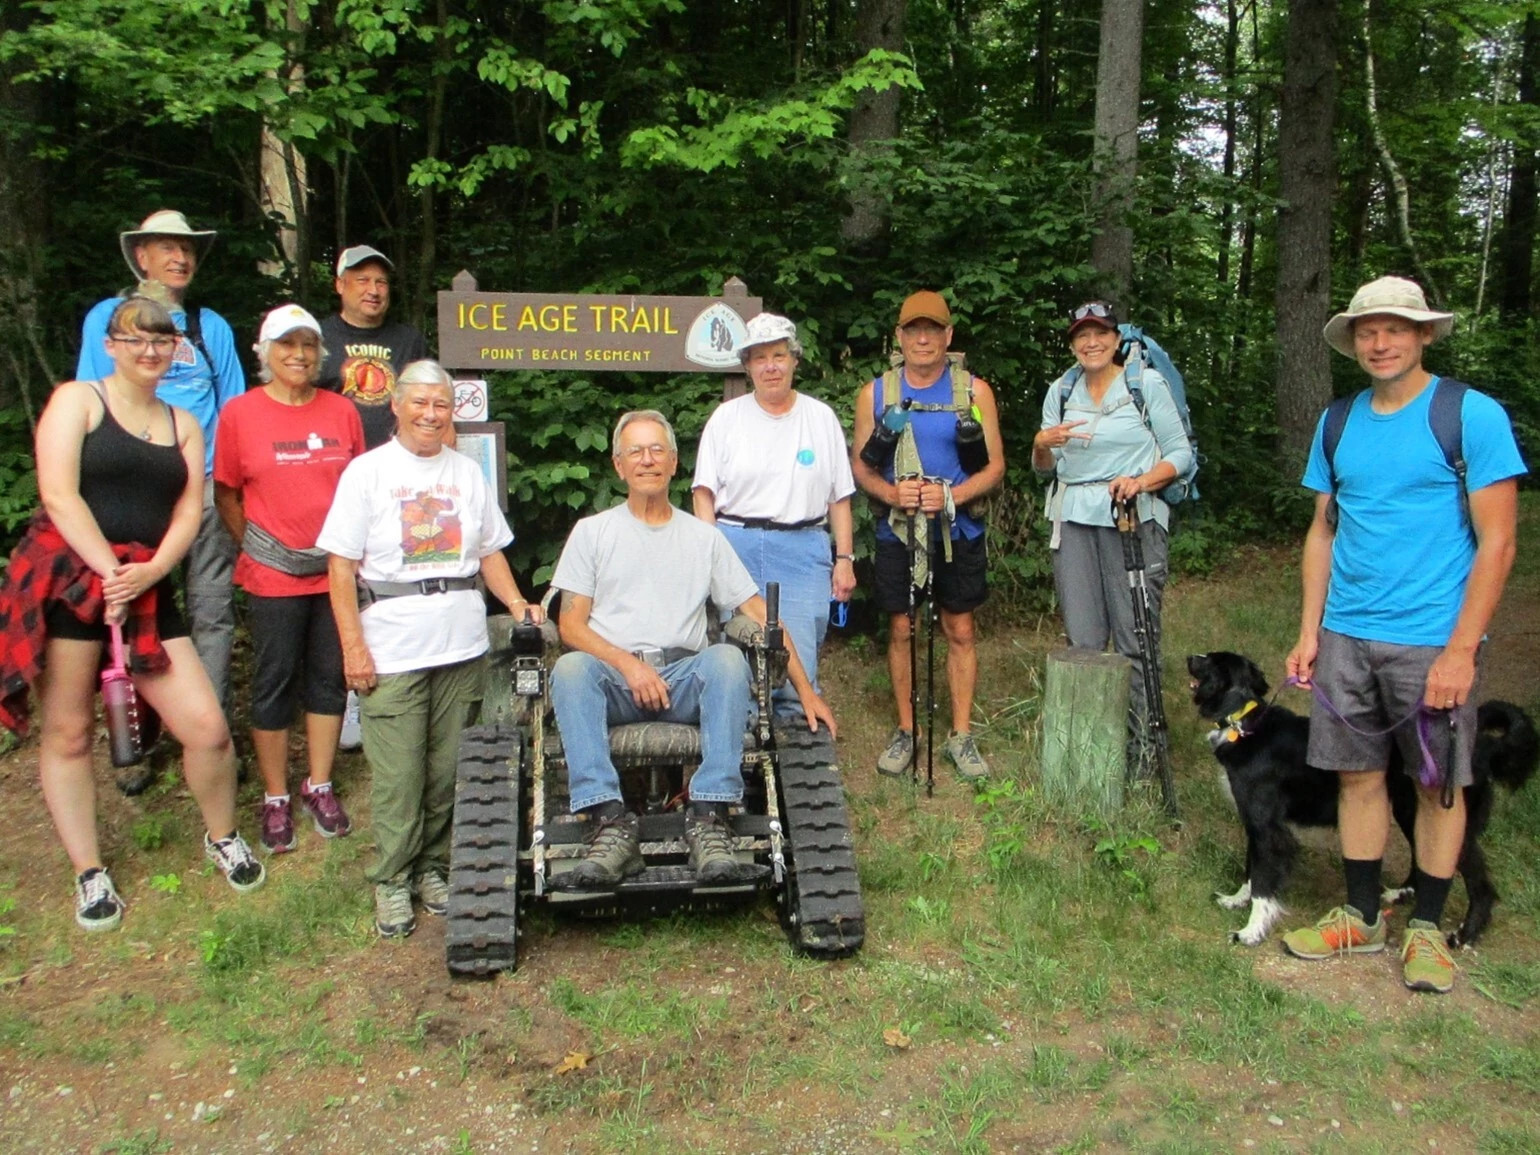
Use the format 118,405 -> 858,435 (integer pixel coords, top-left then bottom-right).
214,305 -> 365,855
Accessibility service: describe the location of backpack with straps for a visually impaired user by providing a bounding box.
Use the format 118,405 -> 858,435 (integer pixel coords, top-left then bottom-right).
1321,377 -> 1470,532
1053,324 -> 1200,504
880,351 -> 976,423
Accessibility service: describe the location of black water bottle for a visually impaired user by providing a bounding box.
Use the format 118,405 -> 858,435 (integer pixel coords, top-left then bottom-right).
956,407 -> 989,474
860,400 -> 911,470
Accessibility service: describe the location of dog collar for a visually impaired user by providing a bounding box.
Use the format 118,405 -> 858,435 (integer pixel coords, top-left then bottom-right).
1211,699 -> 1261,746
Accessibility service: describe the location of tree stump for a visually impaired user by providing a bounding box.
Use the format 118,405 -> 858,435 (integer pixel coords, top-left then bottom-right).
1039,647 -> 1131,818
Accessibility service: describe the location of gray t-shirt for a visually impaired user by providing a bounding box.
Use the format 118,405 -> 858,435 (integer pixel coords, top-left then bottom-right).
552,504 -> 759,654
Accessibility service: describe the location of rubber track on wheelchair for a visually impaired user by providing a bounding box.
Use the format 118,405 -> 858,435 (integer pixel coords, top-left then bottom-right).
773,721 -> 865,957
446,723 -> 523,976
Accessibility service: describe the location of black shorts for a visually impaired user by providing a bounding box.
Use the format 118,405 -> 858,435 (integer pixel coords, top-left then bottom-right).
44,577 -> 189,643
246,592 -> 346,729
874,532 -> 988,615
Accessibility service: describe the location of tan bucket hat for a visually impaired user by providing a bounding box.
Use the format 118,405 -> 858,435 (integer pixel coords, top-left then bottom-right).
1322,276 -> 1453,358
119,210 -> 217,280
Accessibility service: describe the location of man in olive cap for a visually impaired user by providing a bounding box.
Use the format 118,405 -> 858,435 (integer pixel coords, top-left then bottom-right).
1283,275 -> 1525,994
851,290 -> 1005,783
78,210 -> 244,727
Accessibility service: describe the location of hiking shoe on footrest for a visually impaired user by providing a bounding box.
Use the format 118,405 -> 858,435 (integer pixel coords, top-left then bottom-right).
300,780 -> 352,838
876,728 -> 916,778
686,804 -> 769,886
1281,905 -> 1385,959
375,881 -> 416,938
558,810 -> 644,890
414,869 -> 450,916
205,832 -> 266,893
75,867 -> 125,932
945,731 -> 990,780
1401,920 -> 1455,993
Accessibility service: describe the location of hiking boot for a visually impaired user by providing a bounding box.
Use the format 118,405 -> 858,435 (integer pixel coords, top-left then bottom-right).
414,869 -> 450,916
339,691 -> 363,751
686,803 -> 769,886
560,805 -> 643,890
876,728 -> 916,778
75,867 -> 124,932
259,798 -> 297,854
945,731 -> 990,780
375,881 -> 416,938
299,780 -> 352,838
1401,920 -> 1456,993
1281,905 -> 1386,960
204,832 -> 266,893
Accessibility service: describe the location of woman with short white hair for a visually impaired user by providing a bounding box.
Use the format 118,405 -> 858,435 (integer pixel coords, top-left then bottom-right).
318,360 -> 542,938
691,313 -> 856,715
214,304 -> 365,855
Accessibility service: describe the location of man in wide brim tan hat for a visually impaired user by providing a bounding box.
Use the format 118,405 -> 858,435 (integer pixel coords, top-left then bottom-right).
118,209 -> 218,285
1321,275 -> 1454,358
1281,274 -> 1526,996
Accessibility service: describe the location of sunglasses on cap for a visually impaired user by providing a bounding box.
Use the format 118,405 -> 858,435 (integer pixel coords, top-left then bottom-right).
1070,302 -> 1114,323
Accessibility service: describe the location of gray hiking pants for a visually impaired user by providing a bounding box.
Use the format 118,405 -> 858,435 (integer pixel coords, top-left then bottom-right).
186,478 -> 238,712
1051,520 -> 1169,747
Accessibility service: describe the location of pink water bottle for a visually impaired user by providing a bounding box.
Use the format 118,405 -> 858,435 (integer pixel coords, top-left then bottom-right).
101,622 -> 144,768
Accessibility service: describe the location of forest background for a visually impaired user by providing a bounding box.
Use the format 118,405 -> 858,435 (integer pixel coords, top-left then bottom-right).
0,0 -> 1536,601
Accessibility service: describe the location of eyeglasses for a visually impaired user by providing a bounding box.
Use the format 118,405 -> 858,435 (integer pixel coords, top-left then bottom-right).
1070,303 -> 1114,323
110,334 -> 178,353
620,443 -> 672,461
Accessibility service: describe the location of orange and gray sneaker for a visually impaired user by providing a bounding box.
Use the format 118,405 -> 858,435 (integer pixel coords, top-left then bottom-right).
1401,920 -> 1456,993
1281,905 -> 1387,959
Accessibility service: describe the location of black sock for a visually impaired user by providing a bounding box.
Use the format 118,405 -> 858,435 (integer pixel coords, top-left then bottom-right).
1411,869 -> 1454,926
1344,857 -> 1383,924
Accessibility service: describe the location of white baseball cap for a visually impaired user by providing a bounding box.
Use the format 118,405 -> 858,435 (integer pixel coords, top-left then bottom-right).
734,312 -> 801,359
336,245 -> 394,275
257,303 -> 322,343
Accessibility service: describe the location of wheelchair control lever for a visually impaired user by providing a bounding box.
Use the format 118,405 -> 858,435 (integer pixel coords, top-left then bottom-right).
764,582 -> 784,651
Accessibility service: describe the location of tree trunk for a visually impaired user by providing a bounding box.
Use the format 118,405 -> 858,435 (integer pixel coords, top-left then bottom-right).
1035,0 -> 1056,119
414,0 -> 452,329
1273,0 -> 1337,463
839,0 -> 906,255
1216,0 -> 1239,288
257,0 -> 308,289
1089,0 -> 1144,307
1499,12 -> 1539,322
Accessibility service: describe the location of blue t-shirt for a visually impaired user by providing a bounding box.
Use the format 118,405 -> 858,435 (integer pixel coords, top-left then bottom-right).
1301,378 -> 1527,646
77,296 -> 246,478
872,366 -> 984,543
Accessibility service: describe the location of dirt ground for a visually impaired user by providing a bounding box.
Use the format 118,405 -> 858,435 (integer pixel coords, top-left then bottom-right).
1,538 -> 1537,1153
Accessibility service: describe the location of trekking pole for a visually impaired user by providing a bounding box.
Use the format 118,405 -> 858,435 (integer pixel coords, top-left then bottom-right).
906,505 -> 921,786
1114,498 -> 1180,822
924,544 -> 937,799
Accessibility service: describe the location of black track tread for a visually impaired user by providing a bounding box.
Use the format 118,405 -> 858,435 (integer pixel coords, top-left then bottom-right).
773,722 -> 864,957
446,723 -> 523,977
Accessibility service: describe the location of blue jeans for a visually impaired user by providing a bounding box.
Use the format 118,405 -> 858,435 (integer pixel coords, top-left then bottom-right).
550,644 -> 753,812
717,523 -> 831,713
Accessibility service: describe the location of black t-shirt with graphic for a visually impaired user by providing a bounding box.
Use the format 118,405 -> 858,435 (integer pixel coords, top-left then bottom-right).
317,315 -> 429,449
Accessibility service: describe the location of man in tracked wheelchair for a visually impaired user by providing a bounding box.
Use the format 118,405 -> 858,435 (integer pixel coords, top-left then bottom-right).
549,409 -> 837,890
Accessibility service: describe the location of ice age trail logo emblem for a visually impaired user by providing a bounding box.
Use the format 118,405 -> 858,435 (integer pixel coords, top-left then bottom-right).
797,448 -> 815,467
685,303 -> 749,369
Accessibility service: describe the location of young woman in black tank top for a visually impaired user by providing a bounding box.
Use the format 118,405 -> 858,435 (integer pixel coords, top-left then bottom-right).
30,296 -> 263,931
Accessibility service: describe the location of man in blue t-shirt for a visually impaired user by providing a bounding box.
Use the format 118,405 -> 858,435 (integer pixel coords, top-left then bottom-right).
78,210 -> 244,719
1283,276 -> 1526,994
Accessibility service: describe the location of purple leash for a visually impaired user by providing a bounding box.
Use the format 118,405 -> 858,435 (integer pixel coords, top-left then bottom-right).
1283,675 -> 1457,808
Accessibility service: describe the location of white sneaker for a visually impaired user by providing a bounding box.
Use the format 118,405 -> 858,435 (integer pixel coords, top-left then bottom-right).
339,691 -> 363,751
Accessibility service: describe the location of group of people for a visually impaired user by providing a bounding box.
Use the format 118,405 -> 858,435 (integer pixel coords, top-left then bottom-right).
0,205 -> 1523,996
0,209 -> 522,938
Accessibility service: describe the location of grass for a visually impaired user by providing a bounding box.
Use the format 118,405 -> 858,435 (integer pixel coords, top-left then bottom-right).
1,498 -> 1538,1150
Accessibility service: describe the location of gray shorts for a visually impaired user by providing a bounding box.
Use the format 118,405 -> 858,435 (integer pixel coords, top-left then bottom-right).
1306,629 -> 1476,788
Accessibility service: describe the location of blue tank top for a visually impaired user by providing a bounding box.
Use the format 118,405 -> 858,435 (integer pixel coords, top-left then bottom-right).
872,366 -> 983,542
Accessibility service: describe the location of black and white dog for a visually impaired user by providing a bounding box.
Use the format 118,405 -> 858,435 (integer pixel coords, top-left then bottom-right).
1186,651 -> 1537,947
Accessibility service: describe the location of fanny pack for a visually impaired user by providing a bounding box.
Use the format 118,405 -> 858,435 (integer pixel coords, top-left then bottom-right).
242,521 -> 329,577
357,575 -> 480,609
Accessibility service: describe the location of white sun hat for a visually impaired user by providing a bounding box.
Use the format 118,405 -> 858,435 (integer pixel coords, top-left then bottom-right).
1322,276 -> 1454,358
